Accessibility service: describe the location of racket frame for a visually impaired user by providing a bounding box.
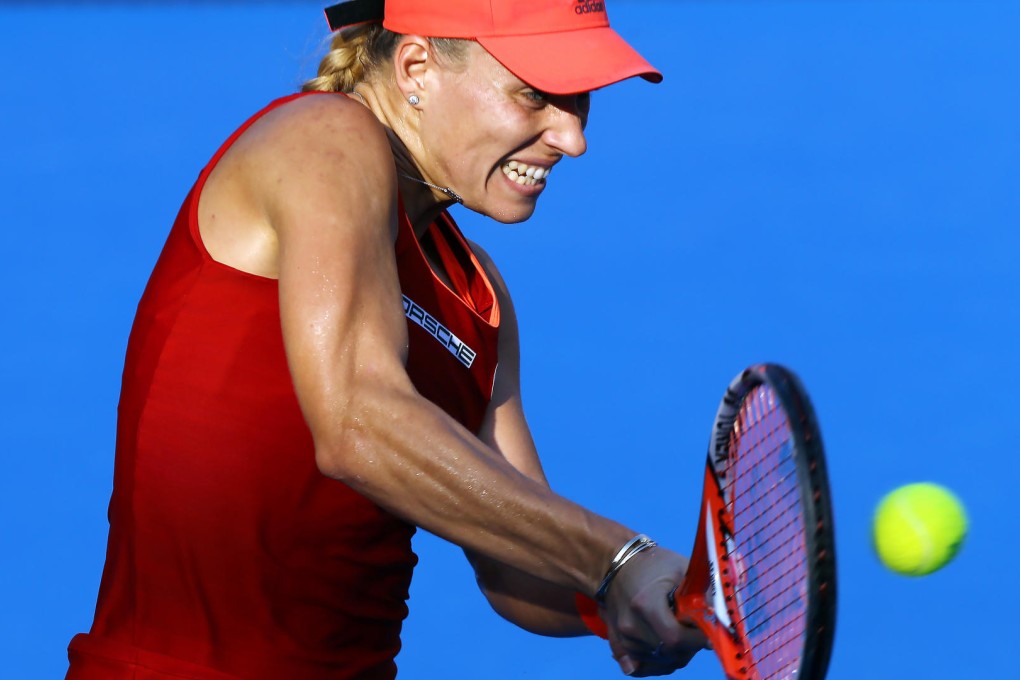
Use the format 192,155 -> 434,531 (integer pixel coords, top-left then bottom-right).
673,364 -> 837,680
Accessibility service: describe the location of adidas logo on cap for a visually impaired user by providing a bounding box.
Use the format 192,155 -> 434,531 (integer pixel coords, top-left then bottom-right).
575,0 -> 606,15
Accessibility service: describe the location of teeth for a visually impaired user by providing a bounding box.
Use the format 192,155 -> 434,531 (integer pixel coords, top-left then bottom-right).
502,161 -> 551,184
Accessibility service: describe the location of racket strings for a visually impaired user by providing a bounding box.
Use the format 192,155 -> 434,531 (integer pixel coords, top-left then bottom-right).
742,588 -> 811,675
734,558 -> 807,673
733,491 -> 806,596
730,553 -> 809,678
737,513 -> 804,586
723,384 -> 809,679
740,556 -> 808,629
731,476 -> 800,545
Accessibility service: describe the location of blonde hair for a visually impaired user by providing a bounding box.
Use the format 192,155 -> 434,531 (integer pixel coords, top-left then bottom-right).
302,23 -> 468,93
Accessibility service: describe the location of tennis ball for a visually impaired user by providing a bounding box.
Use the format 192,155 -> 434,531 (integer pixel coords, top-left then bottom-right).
872,482 -> 967,576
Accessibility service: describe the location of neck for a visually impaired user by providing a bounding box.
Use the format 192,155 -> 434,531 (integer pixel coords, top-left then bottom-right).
349,86 -> 460,237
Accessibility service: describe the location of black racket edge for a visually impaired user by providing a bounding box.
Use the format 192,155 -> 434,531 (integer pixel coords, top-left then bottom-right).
710,364 -> 838,680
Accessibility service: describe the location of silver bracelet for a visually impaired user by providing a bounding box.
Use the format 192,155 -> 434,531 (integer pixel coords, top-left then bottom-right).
595,534 -> 658,604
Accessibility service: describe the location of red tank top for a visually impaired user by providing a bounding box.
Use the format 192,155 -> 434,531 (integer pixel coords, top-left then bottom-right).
67,92 -> 501,679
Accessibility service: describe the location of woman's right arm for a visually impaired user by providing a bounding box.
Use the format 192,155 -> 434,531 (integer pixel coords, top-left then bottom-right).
223,94 -> 623,593
234,94 -> 699,673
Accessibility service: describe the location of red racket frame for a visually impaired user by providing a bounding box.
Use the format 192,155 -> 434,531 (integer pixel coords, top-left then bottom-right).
672,364 -> 837,680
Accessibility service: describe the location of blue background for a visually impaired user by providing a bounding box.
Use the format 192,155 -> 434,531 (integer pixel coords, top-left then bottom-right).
3,1 -> 1017,677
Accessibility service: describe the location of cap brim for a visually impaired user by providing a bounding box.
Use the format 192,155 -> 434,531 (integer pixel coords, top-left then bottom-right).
478,26 -> 662,95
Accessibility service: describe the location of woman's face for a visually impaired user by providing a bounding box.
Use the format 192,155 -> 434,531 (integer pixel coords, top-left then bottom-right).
417,42 -> 591,223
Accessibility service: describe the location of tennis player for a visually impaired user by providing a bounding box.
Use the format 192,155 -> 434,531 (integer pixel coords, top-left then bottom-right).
66,0 -> 705,677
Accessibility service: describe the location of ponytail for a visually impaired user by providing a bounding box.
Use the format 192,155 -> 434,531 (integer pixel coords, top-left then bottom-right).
302,23 -> 468,93
303,23 -> 394,93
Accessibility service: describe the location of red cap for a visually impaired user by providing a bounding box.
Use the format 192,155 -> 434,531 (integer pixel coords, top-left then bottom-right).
325,0 -> 662,94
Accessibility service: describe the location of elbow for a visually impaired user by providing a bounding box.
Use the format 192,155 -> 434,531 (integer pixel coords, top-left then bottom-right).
471,556 -> 588,638
311,418 -> 372,484
473,572 -> 527,629
313,437 -> 348,480
307,368 -> 413,482
306,377 -> 382,482
477,580 -> 587,638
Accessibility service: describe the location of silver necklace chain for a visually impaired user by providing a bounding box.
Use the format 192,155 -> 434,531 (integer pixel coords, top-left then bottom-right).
347,90 -> 463,205
398,174 -> 463,204
348,89 -> 465,204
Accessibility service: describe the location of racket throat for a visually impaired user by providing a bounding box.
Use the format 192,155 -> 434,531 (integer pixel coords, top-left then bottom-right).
704,504 -> 735,631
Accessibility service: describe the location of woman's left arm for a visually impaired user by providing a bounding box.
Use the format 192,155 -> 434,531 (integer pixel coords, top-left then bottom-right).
466,243 -> 591,637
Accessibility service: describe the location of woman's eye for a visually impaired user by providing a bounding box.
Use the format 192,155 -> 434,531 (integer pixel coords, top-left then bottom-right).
523,89 -> 549,103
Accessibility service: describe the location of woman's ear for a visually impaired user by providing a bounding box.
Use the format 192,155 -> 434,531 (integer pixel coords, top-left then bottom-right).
393,35 -> 430,103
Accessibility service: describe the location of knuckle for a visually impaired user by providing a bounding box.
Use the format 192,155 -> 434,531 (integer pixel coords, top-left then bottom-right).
616,618 -> 644,642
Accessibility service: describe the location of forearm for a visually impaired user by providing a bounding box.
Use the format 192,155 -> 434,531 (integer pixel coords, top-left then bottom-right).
317,381 -> 633,597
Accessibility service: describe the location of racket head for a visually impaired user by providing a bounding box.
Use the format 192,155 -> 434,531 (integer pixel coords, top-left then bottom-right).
677,364 -> 837,680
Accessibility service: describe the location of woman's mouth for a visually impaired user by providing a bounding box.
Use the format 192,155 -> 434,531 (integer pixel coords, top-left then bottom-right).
502,160 -> 550,187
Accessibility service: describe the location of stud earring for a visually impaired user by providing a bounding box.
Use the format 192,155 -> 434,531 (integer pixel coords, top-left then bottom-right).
408,94 -> 420,106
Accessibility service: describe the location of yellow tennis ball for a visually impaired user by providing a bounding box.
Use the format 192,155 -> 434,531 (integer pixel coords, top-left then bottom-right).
873,483 -> 967,576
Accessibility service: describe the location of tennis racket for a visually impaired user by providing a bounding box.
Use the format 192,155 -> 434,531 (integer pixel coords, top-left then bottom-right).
670,363 -> 837,679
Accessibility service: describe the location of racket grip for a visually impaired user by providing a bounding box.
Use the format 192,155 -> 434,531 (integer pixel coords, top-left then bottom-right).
574,593 -> 608,639
667,585 -> 678,612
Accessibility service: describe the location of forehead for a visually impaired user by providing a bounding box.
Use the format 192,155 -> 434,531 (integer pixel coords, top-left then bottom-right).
452,40 -> 594,99
446,40 -> 531,89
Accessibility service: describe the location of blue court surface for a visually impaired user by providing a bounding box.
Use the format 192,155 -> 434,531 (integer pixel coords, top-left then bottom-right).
2,1 -> 1017,678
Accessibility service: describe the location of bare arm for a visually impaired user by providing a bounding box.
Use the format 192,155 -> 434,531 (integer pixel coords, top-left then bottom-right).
461,246 -> 707,672
239,95 -> 632,596
224,95 -> 703,674
462,242 -> 590,636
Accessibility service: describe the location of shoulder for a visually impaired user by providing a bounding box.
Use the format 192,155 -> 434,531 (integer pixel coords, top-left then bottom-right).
227,93 -> 397,238
238,93 -> 391,173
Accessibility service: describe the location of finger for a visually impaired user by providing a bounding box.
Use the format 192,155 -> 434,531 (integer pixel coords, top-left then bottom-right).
610,602 -> 661,656
625,619 -> 706,675
626,659 -> 676,678
609,623 -> 695,677
618,654 -> 640,677
643,592 -> 712,654
672,618 -> 711,651
625,644 -> 697,678
606,621 -> 641,676
658,634 -> 706,670
643,605 -> 693,650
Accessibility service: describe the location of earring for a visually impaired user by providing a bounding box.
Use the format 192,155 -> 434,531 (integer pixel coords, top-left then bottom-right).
408,94 -> 420,106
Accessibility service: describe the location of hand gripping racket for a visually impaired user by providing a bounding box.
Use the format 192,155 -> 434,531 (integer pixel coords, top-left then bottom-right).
671,364 -> 837,679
